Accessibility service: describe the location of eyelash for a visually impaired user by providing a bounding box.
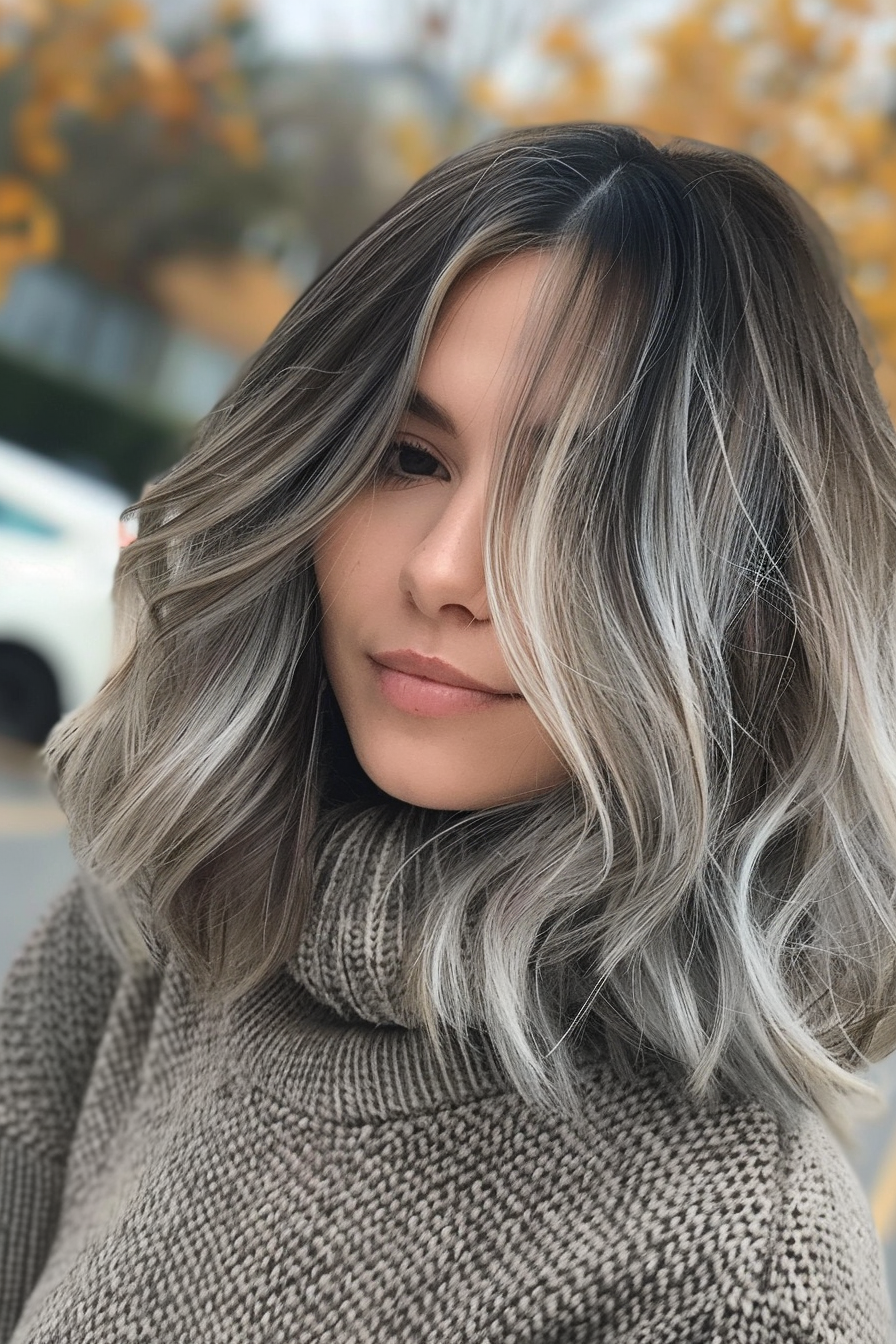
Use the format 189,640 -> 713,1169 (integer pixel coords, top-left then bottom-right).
375,437 -> 449,488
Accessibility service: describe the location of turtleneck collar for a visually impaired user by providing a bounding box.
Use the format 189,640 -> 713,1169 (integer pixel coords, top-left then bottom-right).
286,799 -> 444,1029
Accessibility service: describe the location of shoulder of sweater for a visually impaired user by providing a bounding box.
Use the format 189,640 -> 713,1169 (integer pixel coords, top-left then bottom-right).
551,1063 -> 894,1341
0,872 -> 161,1164
764,1108 -> 895,1341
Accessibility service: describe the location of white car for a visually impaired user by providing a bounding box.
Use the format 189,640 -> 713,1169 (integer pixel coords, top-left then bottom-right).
0,438 -> 136,744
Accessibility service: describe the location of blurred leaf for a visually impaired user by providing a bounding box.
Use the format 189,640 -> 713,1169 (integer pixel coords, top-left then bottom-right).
0,44 -> 22,75
13,100 -> 66,171
104,0 -> 148,31
390,114 -> 443,182
0,173 -> 57,269
212,111 -> 262,164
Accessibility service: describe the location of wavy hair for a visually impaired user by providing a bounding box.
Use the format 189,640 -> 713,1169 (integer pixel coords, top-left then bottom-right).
44,122 -> 896,1147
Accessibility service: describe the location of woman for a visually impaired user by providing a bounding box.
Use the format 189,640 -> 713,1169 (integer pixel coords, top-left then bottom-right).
2,121 -> 895,1341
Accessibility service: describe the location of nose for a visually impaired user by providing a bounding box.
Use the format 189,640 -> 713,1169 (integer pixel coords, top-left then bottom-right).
399,476 -> 490,624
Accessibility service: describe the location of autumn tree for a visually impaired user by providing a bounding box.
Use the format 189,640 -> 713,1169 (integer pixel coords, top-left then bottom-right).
0,0 -> 263,300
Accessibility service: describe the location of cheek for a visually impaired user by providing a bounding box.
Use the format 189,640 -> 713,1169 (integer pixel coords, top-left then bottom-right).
314,497 -> 384,573
312,513 -> 362,599
313,509 -> 389,633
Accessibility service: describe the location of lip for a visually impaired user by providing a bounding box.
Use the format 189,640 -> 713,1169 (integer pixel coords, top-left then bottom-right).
371,648 -> 519,696
370,659 -> 520,717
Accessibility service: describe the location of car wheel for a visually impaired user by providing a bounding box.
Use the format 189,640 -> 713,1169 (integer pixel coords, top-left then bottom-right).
0,642 -> 62,745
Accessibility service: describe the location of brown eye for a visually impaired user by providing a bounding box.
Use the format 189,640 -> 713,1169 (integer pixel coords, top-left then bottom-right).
376,439 -> 449,486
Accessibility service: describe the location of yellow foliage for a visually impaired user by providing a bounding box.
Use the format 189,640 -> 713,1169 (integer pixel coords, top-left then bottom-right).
0,0 -> 265,277
214,112 -> 262,165
0,176 -> 58,268
465,72 -> 504,120
127,32 -> 176,80
134,56 -> 202,122
215,0 -> 253,21
103,0 -> 148,31
13,102 -> 66,173
184,35 -> 234,82
390,116 -> 443,184
0,44 -> 21,73
33,36 -> 102,112
540,20 -> 588,60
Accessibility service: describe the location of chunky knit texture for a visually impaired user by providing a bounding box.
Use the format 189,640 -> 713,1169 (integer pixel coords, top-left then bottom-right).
1,801 -> 895,1343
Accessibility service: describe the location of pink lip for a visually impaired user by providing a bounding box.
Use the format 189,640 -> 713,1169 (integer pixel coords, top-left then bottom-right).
371,648 -> 517,695
370,660 -> 521,717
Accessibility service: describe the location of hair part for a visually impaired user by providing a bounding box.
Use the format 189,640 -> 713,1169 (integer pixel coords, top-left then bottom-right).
44,121 -> 896,1149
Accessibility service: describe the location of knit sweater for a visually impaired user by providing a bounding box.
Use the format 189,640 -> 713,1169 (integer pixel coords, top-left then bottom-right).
1,801 -> 894,1343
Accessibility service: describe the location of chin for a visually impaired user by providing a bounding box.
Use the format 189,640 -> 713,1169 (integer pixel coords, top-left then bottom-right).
373,782 -> 472,811
364,769 -> 525,813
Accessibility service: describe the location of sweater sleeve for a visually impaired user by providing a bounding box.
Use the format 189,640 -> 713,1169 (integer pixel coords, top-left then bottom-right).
0,875 -> 123,1343
758,1110 -> 896,1343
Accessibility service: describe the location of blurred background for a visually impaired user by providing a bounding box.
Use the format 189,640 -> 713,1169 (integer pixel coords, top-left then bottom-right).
2,0 -> 896,1304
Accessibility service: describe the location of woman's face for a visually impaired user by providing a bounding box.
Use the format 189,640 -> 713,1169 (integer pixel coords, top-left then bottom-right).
312,250 -> 570,811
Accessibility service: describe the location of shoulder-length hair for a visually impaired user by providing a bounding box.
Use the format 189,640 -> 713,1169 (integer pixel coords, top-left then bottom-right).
44,121 -> 896,1146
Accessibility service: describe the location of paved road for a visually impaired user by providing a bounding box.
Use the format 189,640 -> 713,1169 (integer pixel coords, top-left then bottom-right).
2,738 -> 896,1310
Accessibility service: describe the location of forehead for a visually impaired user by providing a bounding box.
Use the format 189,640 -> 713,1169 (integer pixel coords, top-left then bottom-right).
413,249 -> 588,435
428,252 -> 551,345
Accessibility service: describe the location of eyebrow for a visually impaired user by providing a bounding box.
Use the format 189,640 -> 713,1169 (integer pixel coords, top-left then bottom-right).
404,389 -> 458,437
403,386 -> 552,446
